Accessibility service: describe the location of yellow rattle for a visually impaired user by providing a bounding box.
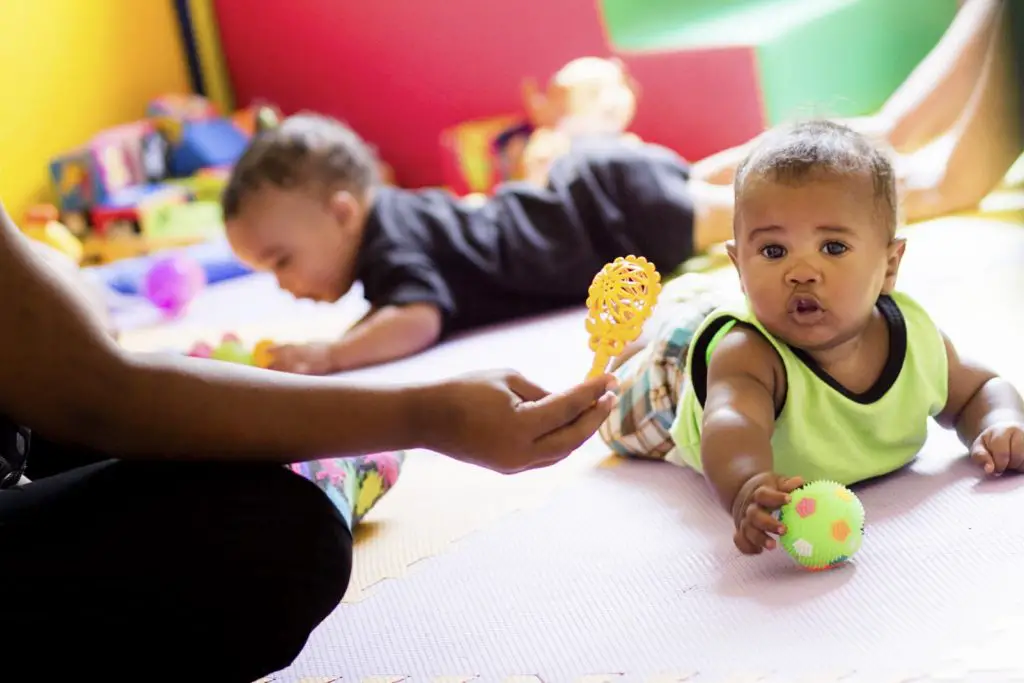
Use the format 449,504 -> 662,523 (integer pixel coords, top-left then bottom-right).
585,255 -> 662,379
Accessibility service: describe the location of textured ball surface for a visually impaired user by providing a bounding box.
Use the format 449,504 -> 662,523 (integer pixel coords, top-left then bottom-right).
209,340 -> 253,365
778,480 -> 864,571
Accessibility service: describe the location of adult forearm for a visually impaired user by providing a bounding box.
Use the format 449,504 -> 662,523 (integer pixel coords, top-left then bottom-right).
83,350 -> 431,461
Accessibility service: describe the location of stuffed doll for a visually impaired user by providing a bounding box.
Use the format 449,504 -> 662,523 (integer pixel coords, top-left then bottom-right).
516,56 -> 643,186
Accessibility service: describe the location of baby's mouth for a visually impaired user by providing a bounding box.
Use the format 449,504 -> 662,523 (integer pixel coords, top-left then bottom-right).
787,295 -> 825,323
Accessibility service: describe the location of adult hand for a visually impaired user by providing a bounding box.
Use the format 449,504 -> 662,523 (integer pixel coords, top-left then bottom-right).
424,369 -> 617,474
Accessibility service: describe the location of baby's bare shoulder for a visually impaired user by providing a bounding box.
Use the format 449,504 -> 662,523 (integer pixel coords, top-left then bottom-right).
706,324 -> 786,411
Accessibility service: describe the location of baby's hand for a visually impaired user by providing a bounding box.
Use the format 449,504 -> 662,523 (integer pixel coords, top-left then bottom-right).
266,342 -> 337,376
732,472 -> 804,555
970,422 -> 1024,476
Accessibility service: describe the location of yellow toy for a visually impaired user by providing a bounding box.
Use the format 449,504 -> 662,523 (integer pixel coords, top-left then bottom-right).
252,339 -> 275,368
22,205 -> 84,264
585,255 -> 662,379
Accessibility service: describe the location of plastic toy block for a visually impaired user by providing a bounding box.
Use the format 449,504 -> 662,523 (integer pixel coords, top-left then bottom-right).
89,184 -> 190,236
50,120 -> 162,215
144,200 -> 225,242
166,167 -> 230,202
49,148 -> 103,215
169,118 -> 248,177
146,93 -> 219,121
600,0 -> 958,124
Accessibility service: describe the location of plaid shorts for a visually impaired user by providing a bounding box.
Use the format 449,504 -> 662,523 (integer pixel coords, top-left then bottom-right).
598,277 -> 725,462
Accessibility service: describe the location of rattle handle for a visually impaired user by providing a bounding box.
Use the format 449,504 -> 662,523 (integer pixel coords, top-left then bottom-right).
587,350 -> 611,380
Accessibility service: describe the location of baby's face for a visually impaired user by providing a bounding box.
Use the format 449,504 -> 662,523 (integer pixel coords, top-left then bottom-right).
226,185 -> 360,303
728,171 -> 902,352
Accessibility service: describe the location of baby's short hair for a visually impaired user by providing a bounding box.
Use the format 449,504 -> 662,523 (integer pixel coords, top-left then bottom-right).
222,112 -> 380,219
734,120 -> 899,238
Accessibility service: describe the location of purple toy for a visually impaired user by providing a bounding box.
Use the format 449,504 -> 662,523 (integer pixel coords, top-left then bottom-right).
142,254 -> 207,317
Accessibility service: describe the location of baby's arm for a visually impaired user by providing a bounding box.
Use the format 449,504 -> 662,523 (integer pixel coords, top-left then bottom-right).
935,333 -> 1024,474
330,302 -> 442,371
700,326 -> 803,553
268,302 -> 442,375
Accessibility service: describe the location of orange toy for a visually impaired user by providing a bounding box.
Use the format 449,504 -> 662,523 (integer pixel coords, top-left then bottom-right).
252,339 -> 275,368
585,255 -> 662,379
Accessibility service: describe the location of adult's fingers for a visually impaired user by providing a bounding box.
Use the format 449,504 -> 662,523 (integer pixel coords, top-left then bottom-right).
504,371 -> 549,403
524,374 -> 617,436
529,390 -> 616,459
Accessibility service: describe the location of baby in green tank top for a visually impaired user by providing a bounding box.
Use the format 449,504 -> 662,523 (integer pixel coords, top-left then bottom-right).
599,120 -> 1024,556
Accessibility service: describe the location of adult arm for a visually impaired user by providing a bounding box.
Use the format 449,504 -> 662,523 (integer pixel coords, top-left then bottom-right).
0,203 -> 613,468
878,0 -> 1004,152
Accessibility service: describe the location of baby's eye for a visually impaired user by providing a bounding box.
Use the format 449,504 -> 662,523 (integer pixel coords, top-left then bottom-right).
759,244 -> 786,259
822,241 -> 848,256
275,255 -> 292,270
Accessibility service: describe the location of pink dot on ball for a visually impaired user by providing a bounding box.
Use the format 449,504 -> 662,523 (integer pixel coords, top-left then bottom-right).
143,254 -> 207,317
795,497 -> 816,518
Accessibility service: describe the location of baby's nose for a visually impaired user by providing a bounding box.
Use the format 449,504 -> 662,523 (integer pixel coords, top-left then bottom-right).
786,262 -> 821,284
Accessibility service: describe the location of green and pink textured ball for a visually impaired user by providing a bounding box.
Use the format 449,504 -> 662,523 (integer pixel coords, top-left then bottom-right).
777,480 -> 865,571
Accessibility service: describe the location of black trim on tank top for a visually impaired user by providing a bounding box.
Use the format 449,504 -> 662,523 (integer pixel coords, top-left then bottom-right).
690,294 -> 906,415
691,317 -> 787,419
788,294 -> 906,404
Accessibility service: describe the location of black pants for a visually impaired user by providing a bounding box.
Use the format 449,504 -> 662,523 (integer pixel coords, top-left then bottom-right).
0,436 -> 352,682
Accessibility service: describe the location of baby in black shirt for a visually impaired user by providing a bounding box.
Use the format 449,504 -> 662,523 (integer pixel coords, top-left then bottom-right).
222,113 -> 728,375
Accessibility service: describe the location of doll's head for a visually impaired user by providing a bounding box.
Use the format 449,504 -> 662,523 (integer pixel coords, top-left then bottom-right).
525,56 -> 639,135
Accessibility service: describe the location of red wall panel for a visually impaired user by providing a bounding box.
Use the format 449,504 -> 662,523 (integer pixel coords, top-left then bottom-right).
214,0 -> 610,188
213,0 -> 764,188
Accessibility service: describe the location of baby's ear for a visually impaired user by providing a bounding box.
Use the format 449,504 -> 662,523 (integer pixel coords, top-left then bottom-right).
725,240 -> 738,267
882,236 -> 907,293
328,190 -> 359,230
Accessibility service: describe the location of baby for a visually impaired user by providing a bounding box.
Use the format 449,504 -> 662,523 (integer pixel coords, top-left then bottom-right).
221,112 -> 728,375
600,120 -> 1024,555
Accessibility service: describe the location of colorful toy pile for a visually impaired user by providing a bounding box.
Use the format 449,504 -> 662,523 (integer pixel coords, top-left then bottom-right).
188,333 -> 276,369
43,94 -> 281,266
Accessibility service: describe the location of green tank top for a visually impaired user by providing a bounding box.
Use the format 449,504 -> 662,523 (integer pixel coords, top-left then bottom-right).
669,290 -> 948,485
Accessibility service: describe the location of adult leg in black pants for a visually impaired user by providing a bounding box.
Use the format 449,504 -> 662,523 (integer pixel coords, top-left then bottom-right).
1,434 -> 352,682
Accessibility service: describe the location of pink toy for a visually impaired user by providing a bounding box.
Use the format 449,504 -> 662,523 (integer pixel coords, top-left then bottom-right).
143,254 -> 206,317
188,341 -> 213,358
